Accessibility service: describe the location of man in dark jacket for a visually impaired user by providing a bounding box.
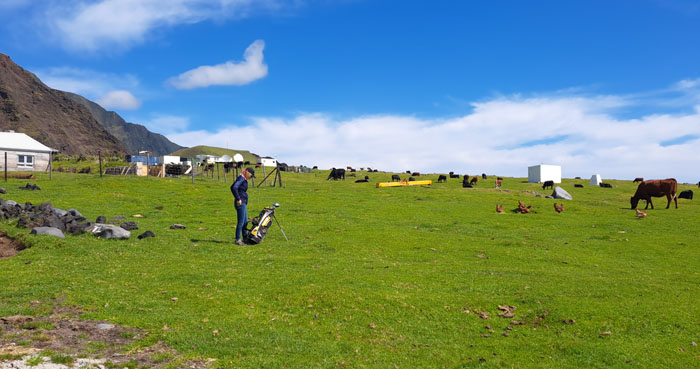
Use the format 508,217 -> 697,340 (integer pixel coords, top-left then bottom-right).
231,167 -> 255,245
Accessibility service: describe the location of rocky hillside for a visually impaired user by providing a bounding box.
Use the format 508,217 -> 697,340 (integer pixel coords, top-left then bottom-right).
65,92 -> 183,156
0,53 -> 127,155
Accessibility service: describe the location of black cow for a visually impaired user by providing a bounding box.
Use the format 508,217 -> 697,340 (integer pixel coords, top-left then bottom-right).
391,174 -> 401,182
449,171 -> 460,179
600,183 -> 612,188
679,190 -> 693,200
406,170 -> 411,174
412,172 -> 420,176
355,176 -> 369,183
438,175 -> 447,183
574,184 -> 584,188
482,173 -> 487,180
542,180 -> 554,190
327,168 -> 346,180
408,177 -> 415,181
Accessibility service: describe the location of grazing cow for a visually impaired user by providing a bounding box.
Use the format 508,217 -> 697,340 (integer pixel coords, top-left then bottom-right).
355,176 -> 369,183
391,174 -> 401,182
679,190 -> 693,200
574,184 -> 584,188
630,178 -> 678,209
599,183 -> 612,188
438,175 -> 447,183
312,166 -> 318,170
463,174 -> 469,181
412,172 -> 420,177
406,170 -> 412,174
482,173 -> 487,180
347,166 -> 353,170
449,171 -> 460,179
495,179 -> 502,188
633,177 -> 644,183
327,168 -> 346,181
409,177 -> 416,182
697,181 -> 700,188
542,180 -> 554,190
470,177 -> 478,185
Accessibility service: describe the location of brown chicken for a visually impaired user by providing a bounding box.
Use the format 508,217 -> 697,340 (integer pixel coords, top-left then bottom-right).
517,201 -> 532,213
636,209 -> 647,218
496,204 -> 503,213
554,203 -> 564,213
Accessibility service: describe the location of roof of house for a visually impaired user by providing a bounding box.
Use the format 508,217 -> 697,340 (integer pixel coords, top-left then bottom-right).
0,131 -> 56,153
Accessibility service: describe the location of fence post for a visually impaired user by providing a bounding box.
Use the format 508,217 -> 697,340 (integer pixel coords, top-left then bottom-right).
4,152 -> 7,182
99,150 -> 103,178
49,151 -> 52,180
191,158 -> 194,184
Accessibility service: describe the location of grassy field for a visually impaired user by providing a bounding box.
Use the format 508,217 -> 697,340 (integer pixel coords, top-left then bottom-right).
0,170 -> 699,368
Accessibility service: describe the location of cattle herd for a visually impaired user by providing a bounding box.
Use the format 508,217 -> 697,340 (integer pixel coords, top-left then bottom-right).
324,167 -> 693,215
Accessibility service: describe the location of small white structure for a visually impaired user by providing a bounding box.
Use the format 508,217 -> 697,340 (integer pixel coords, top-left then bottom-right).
260,156 -> 277,167
590,174 -> 602,186
0,131 -> 56,172
528,164 -> 562,183
162,155 -> 180,165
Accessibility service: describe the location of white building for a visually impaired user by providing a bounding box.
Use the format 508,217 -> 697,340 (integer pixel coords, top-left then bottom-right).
0,131 -> 56,172
260,157 -> 277,167
590,174 -> 602,186
528,164 -> 562,183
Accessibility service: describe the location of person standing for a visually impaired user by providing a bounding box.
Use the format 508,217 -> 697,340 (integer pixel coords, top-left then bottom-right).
231,167 -> 255,245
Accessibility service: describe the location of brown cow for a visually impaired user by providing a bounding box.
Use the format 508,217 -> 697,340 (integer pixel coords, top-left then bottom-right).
470,176 -> 478,185
633,177 -> 644,183
630,178 -> 678,210
495,179 -> 502,188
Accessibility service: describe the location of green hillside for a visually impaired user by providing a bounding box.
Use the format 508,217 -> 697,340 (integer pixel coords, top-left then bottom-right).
170,145 -> 260,163
1,171 -> 699,368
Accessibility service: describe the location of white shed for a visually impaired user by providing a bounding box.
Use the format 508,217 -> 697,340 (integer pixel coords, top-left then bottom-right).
260,157 -> 277,167
528,164 -> 562,183
0,131 -> 56,172
590,174 -> 602,186
162,155 -> 180,165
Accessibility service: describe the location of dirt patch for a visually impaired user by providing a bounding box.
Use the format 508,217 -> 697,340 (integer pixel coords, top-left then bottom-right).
0,232 -> 28,259
0,304 -> 209,368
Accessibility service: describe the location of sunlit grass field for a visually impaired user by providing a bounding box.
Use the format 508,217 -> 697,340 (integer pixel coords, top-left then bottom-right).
1,170 -> 699,368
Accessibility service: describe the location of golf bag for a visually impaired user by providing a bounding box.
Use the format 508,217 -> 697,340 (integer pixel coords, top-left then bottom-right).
245,205 -> 276,244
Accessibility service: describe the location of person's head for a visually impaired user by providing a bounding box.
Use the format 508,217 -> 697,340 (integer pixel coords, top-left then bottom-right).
243,167 -> 256,180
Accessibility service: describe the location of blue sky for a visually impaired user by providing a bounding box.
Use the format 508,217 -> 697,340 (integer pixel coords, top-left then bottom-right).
2,0 -> 700,182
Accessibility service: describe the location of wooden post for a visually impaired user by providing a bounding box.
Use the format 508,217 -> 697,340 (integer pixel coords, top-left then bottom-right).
98,150 -> 103,178
4,152 -> 7,182
191,158 -> 194,184
216,162 -> 220,181
146,153 -> 150,177
49,151 -> 52,180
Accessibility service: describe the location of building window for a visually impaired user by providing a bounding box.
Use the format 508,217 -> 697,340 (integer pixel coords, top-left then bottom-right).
18,155 -> 34,168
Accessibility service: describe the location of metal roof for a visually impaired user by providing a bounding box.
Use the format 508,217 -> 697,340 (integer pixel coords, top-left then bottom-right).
0,131 -> 56,153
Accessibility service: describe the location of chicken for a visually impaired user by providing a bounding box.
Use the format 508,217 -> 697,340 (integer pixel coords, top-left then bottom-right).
636,209 -> 647,218
554,203 -> 564,213
496,204 -> 503,213
517,201 -> 532,213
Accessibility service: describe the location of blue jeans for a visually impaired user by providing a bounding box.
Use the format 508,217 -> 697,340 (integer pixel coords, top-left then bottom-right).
235,202 -> 248,240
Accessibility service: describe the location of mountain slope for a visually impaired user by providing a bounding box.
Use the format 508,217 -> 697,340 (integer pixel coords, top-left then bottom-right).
65,92 -> 184,156
0,53 -> 127,155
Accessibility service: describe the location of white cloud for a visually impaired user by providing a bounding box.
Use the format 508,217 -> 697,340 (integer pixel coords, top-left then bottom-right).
141,115 -> 191,134
34,67 -> 141,110
44,0 -> 287,52
97,90 -> 141,110
167,96 -> 700,184
168,40 -> 268,89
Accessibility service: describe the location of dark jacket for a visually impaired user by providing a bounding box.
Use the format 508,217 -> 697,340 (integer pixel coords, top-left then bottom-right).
231,175 -> 249,205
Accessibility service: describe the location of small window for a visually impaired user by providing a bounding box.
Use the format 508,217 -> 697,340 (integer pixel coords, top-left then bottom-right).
18,154 -> 34,168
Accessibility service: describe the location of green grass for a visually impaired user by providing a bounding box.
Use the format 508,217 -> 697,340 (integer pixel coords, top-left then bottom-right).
1,171 -> 699,368
20,321 -> 56,330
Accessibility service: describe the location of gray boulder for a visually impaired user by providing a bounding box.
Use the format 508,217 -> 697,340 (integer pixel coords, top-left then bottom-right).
0,188 -> 5,194
53,208 -> 68,217
170,224 -> 186,229
30,227 -> 65,239
551,186 -> 573,200
2,200 -> 17,208
67,208 -> 83,217
120,221 -> 138,231
138,230 -> 155,239
86,223 -> 131,239
96,215 -> 106,223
